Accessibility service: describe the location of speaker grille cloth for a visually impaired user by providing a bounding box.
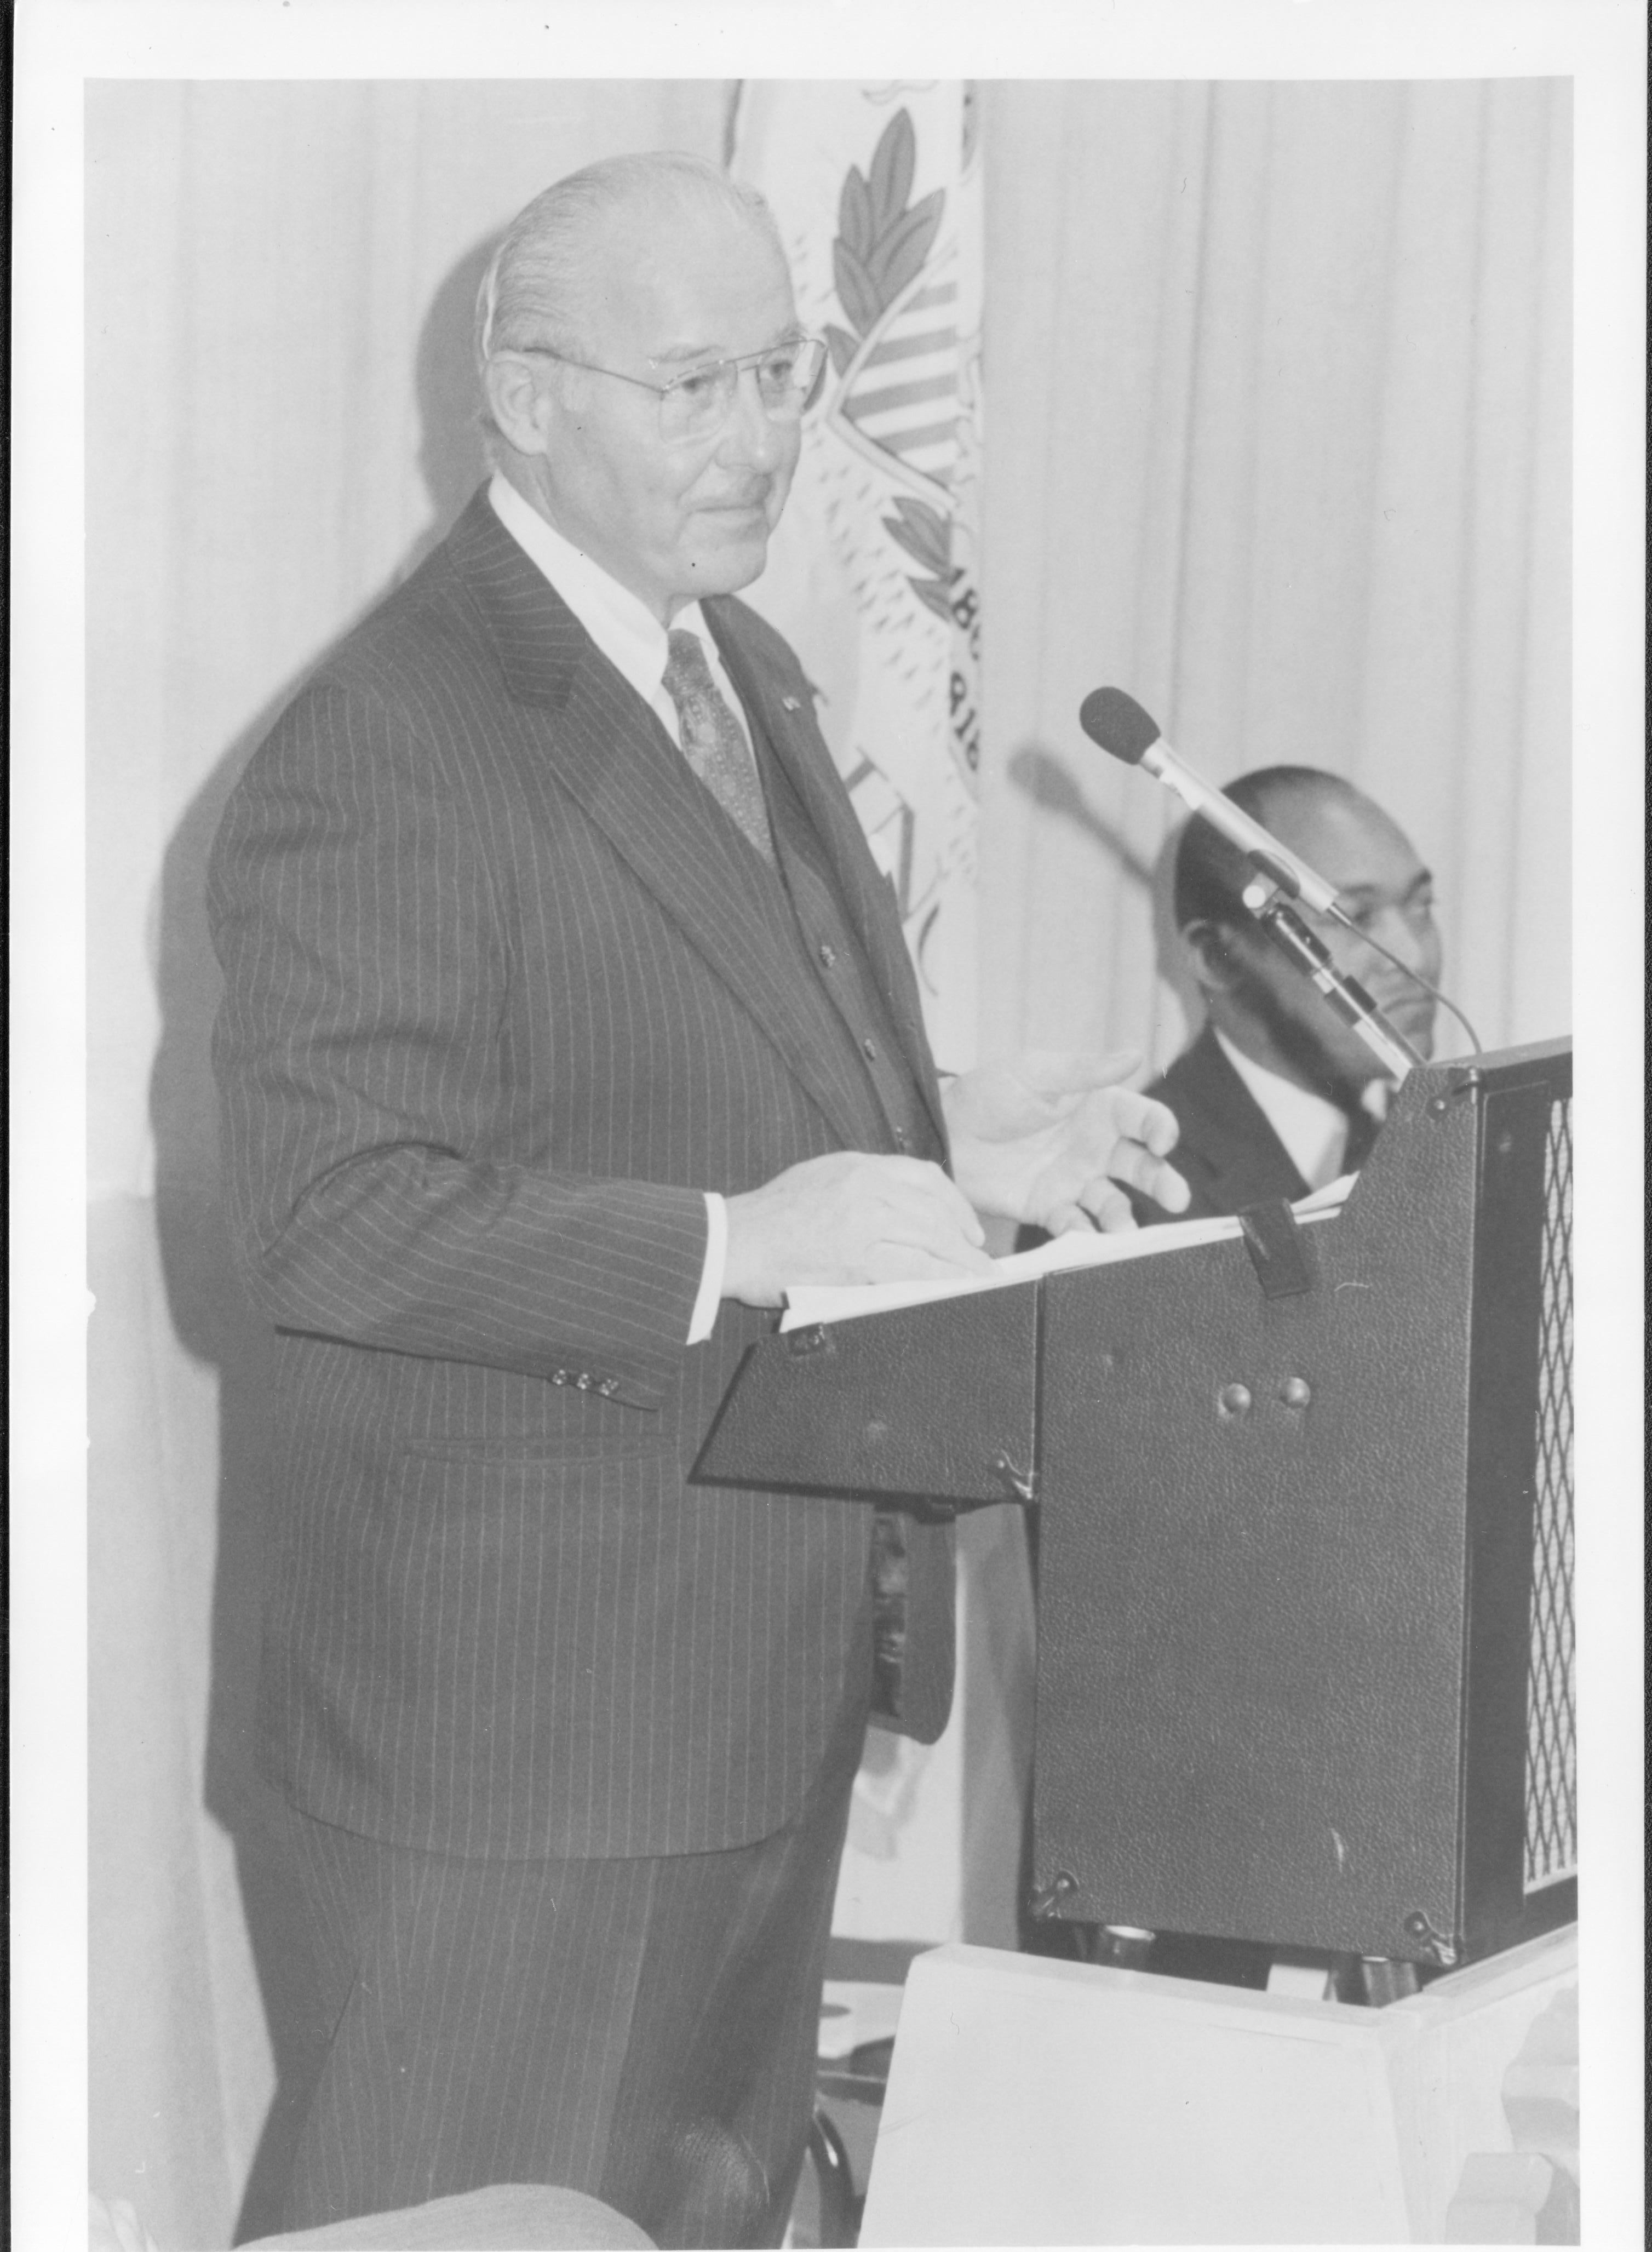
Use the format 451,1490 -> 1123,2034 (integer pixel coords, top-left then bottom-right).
1524,1092 -> 1575,1892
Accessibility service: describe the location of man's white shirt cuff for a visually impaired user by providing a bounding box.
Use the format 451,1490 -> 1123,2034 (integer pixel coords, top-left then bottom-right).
688,1193 -> 728,1345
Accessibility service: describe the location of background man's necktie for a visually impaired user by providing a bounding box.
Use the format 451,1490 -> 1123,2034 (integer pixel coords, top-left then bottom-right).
1339,1087 -> 1386,1172
661,629 -> 776,864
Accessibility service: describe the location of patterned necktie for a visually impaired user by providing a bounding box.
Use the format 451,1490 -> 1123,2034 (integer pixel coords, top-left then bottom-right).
661,629 -> 776,864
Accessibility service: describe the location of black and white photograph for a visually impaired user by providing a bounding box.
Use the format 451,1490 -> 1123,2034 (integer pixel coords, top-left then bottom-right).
13,2 -> 1644,2247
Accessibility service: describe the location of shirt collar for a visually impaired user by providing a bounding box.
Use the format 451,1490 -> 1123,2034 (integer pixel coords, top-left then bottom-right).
487,471 -> 716,711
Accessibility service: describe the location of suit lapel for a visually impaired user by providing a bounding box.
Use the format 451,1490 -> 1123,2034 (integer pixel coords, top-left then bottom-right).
1171,1030 -> 1310,1208
449,495 -> 883,1151
706,600 -> 948,1154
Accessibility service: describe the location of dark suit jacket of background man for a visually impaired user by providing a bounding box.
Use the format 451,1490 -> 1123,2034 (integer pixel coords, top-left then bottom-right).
208,488 -> 955,1867
1131,1025 -> 1310,1223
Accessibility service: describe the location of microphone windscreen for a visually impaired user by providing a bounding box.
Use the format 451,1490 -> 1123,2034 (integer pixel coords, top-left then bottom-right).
1079,687 -> 1162,764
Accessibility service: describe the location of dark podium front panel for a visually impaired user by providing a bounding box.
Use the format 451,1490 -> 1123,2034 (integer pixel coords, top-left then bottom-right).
1031,1041 -> 1574,1966
697,1042 -> 1574,1971
698,1279 -> 1038,1507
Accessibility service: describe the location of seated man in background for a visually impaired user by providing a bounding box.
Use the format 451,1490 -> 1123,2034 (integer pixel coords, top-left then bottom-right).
1136,765 -> 1441,1221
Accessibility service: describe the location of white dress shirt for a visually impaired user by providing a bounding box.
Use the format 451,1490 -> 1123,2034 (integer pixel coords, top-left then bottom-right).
1213,1029 -> 1386,1193
487,472 -> 738,1342
489,472 -> 754,759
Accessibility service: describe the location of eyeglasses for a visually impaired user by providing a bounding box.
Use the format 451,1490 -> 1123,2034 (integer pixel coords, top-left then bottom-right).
515,335 -> 827,443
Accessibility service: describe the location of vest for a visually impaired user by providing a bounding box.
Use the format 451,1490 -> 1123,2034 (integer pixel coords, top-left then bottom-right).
748,709 -> 945,1721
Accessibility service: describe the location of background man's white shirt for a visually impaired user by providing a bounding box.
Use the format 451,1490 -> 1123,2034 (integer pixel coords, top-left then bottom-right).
1213,1028 -> 1385,1193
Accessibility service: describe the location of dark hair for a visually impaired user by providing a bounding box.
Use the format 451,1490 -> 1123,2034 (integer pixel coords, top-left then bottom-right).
1173,766 -> 1360,930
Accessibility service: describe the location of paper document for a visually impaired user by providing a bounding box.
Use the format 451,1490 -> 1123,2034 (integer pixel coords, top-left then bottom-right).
779,1173 -> 1353,1332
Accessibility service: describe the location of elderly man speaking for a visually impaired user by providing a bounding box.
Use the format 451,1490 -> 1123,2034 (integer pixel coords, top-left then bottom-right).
209,151 -> 1186,2247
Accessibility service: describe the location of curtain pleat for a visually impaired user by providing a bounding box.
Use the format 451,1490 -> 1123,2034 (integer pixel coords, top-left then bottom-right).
90,1196 -> 247,2251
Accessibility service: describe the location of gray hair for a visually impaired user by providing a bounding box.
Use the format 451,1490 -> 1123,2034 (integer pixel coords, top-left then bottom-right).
475,151 -> 784,386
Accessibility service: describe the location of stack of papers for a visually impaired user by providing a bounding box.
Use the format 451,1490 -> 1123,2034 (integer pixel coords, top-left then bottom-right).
780,1174 -> 1353,1332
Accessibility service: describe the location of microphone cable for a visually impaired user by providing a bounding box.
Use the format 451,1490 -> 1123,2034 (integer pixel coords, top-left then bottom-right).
1318,900 -> 1483,1057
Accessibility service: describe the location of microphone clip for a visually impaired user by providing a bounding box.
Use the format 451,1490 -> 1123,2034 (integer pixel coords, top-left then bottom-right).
1240,861 -> 1423,1083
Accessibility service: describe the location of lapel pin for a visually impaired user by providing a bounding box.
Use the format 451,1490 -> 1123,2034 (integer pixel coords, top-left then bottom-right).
781,695 -> 802,713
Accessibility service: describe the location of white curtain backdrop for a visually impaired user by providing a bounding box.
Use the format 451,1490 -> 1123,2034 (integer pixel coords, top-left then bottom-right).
83,76 -> 1569,2250
978,77 -> 1569,1073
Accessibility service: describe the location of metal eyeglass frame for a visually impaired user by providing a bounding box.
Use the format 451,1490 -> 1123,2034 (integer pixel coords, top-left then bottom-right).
513,336 -> 828,438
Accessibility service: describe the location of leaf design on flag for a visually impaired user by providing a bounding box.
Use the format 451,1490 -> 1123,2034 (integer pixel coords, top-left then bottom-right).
824,324 -> 861,376
869,105 -> 917,228
839,165 -> 875,260
831,238 -> 883,337
882,497 -> 950,572
870,193 -> 944,305
882,496 -> 961,621
830,110 -> 946,340
909,580 -> 958,626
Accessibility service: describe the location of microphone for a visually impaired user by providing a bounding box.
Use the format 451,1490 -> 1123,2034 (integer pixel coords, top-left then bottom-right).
1078,686 -> 1425,1080
1078,686 -> 1340,914
1238,872 -> 1424,1080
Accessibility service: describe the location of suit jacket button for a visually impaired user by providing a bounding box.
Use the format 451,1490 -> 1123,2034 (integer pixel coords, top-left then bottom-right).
575,1372 -> 593,1390
818,942 -> 838,969
862,1036 -> 879,1059
893,1126 -> 911,1149
551,1369 -> 568,1385
598,1378 -> 620,1397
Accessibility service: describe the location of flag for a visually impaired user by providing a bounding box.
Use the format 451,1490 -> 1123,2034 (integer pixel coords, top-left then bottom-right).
731,81 -> 982,1071
732,85 -> 1030,1955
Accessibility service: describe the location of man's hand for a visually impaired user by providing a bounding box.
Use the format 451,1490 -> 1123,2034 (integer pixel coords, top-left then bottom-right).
724,1152 -> 996,1307
942,1048 -> 1190,1233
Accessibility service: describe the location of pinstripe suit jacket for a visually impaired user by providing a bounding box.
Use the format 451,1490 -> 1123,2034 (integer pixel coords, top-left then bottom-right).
209,489 -> 955,1863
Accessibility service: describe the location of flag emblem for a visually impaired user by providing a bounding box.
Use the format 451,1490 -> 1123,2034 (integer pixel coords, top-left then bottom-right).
824,111 -> 959,505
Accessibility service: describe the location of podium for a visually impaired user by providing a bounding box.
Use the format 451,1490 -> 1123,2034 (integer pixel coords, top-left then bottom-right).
697,1039 -> 1574,1972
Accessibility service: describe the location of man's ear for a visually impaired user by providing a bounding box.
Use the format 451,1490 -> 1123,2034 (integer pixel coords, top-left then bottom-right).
484,353 -> 554,457
1181,917 -> 1245,996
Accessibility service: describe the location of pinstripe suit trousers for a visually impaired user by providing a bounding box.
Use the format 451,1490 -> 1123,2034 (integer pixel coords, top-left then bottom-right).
279,1612 -> 872,2249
